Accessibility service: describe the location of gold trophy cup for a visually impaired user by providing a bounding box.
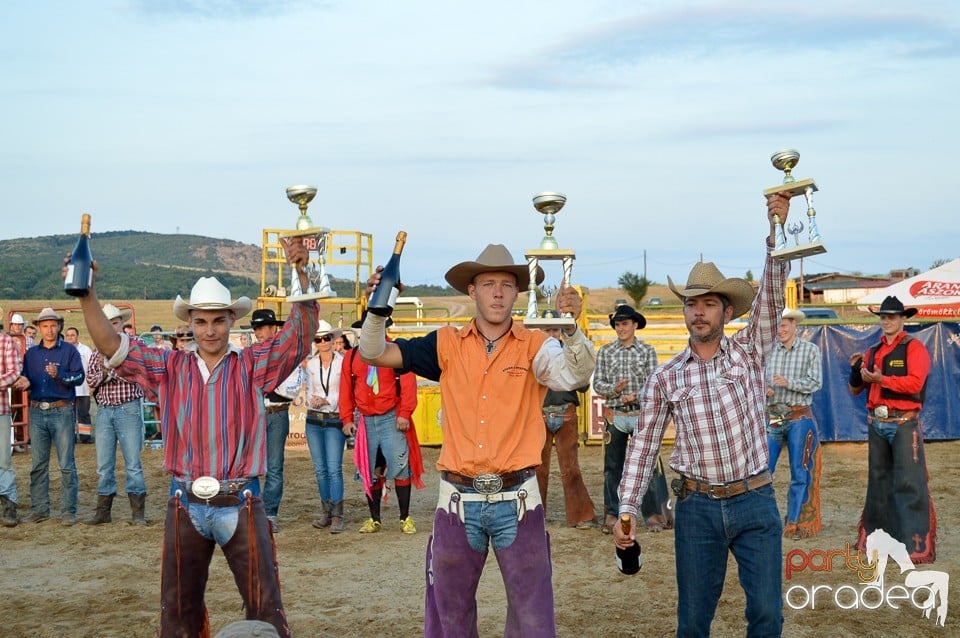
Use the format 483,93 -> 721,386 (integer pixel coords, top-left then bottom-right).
523,192 -> 576,330
280,185 -> 336,302
763,149 -> 827,262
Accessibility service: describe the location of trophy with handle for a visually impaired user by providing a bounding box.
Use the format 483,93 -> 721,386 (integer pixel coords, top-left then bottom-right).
763,149 -> 827,262
280,185 -> 337,302
523,192 -> 577,330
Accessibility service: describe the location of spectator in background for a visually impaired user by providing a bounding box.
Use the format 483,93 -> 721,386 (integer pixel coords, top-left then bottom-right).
64,327 -> 94,444
333,331 -> 353,355
85,304 -> 148,526
171,325 -> 193,351
7,314 -> 35,349
122,323 -> 137,337
1,330 -> 23,526
24,324 -> 38,341
13,307 -> 85,526
149,324 -> 172,350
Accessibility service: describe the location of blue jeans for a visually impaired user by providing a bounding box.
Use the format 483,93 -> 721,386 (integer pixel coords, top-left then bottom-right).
94,400 -> 146,495
263,408 -> 290,517
767,415 -> 820,526
28,405 -> 78,515
674,484 -> 783,637
362,408 -> 410,481
168,478 -> 262,543
0,415 -> 17,502
305,419 -> 346,503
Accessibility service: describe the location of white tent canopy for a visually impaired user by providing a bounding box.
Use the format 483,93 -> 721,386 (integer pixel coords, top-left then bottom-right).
857,258 -> 960,319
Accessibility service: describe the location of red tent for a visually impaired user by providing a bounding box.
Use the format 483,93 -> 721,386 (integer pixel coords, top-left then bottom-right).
857,258 -> 960,319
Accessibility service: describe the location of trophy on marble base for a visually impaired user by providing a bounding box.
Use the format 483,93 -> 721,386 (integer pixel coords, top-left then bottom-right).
763,149 -> 827,262
523,192 -> 577,330
280,185 -> 336,302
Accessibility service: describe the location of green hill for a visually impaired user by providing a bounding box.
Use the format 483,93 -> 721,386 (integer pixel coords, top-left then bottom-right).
0,231 -> 458,300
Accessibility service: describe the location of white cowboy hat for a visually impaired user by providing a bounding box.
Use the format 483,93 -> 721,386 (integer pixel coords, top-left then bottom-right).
173,276 -> 252,322
667,261 -> 756,319
314,319 -> 343,340
782,308 -> 806,322
102,303 -> 133,322
444,244 -> 544,296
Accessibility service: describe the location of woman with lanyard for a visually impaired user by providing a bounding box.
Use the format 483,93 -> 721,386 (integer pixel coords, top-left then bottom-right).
305,320 -> 348,533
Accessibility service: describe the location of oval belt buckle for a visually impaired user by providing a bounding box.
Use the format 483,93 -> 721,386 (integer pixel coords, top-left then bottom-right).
473,473 -> 503,495
191,476 -> 221,499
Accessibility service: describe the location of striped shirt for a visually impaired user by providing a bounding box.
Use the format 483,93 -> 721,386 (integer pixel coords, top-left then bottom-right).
765,337 -> 822,408
0,333 -> 23,415
88,338 -> 146,406
593,338 -> 658,411
106,301 -> 317,481
619,247 -> 788,516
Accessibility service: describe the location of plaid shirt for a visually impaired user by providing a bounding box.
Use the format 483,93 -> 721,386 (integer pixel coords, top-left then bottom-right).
765,337 -> 822,408
0,333 -> 23,415
593,338 -> 658,411
87,345 -> 145,406
618,246 -> 788,516
106,301 -> 318,481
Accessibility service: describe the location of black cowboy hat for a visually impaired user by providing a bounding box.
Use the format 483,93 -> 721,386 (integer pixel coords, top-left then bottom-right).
245,308 -> 285,329
352,309 -> 393,329
608,304 -> 646,330
871,295 -> 918,318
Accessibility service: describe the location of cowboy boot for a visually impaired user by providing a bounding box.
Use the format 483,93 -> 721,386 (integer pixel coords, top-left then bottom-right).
0,495 -> 17,528
329,501 -> 344,534
84,494 -> 114,525
221,500 -> 291,637
129,493 -> 147,526
312,499 -> 333,529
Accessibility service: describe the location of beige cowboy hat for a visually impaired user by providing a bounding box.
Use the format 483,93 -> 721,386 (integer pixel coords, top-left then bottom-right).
314,319 -> 343,341
36,307 -> 62,323
782,308 -> 806,322
173,276 -> 252,322
102,303 -> 133,322
667,261 -> 756,319
444,244 -> 544,295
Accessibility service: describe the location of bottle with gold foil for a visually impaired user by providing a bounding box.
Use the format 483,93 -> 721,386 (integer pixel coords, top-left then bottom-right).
64,213 -> 93,297
615,514 -> 643,575
368,231 -> 407,317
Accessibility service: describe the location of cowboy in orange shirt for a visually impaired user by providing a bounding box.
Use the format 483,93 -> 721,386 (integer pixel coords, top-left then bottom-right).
357,244 -> 595,637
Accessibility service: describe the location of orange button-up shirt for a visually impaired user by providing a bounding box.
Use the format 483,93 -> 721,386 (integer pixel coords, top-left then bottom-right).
398,320 -> 595,476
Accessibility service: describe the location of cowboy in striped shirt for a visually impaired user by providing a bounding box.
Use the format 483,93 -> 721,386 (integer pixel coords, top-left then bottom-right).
72,238 -> 316,638
615,193 -> 792,637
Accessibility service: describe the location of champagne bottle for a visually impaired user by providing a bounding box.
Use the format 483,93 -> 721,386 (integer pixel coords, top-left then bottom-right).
64,213 -> 93,297
368,230 -> 407,317
615,514 -> 643,575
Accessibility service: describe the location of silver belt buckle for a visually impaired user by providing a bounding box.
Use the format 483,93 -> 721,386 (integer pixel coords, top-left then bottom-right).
191,476 -> 222,499
473,473 -> 503,495
39,401 -> 51,410
874,405 -> 889,419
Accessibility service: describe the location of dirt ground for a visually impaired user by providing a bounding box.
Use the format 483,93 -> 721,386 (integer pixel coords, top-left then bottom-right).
1,440 -> 956,638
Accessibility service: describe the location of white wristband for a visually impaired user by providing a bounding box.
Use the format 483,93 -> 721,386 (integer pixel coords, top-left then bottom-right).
358,313 -> 387,359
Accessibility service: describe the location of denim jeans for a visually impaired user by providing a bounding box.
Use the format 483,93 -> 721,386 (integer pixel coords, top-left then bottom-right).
263,408 -> 290,517
674,484 -> 783,637
362,408 -> 410,481
603,420 -> 630,517
28,405 -> 78,515
94,400 -> 146,495
168,478 -> 262,544
767,414 -> 820,526
0,415 -> 17,502
305,419 -> 346,503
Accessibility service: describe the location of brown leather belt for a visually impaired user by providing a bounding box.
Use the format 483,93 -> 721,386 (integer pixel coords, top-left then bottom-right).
30,399 -> 72,410
681,470 -> 772,500
441,468 -> 537,494
177,478 -> 253,507
265,403 -> 290,414
768,405 -> 813,424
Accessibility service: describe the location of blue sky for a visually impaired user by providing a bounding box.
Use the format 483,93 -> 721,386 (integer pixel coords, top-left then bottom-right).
2,1 -> 958,290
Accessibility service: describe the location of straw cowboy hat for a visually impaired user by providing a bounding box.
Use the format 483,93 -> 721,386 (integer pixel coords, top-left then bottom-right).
609,304 -> 647,330
870,295 -> 918,319
36,307 -> 62,323
102,303 -> 133,323
315,319 -> 343,340
173,276 -> 252,322
444,244 -> 545,296
782,308 -> 806,322
667,261 -> 756,319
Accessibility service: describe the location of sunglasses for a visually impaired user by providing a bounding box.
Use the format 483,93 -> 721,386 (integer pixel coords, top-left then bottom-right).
176,332 -> 193,339
314,334 -> 334,343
